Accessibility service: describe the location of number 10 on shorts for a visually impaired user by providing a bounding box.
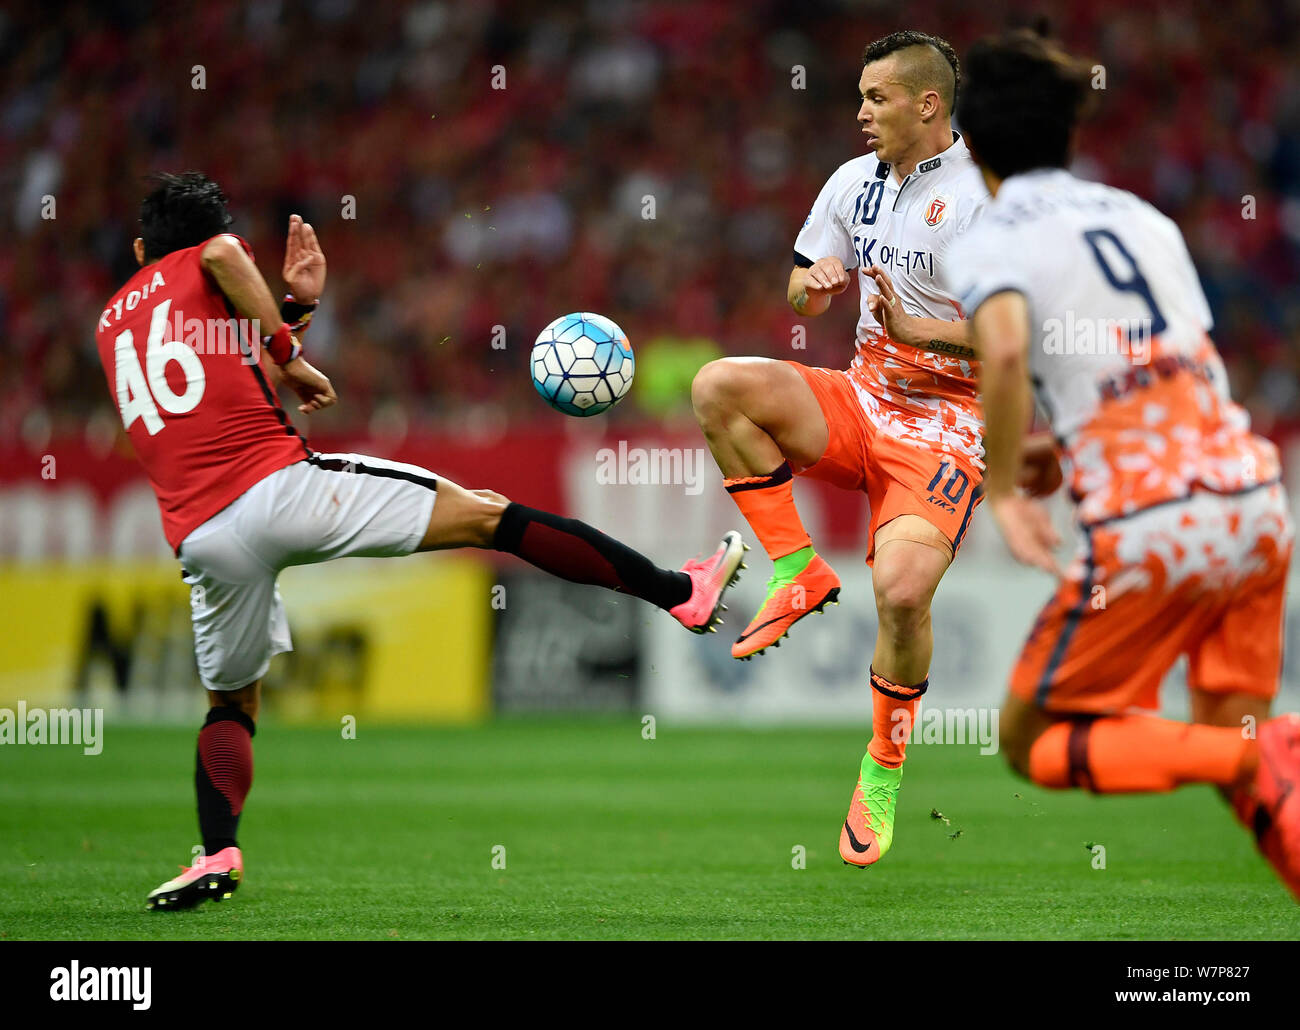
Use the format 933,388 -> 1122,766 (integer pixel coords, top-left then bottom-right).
927,461 -> 970,505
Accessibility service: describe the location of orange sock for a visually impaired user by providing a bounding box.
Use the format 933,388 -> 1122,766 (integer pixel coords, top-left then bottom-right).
866,668 -> 927,768
1028,715 -> 1258,793
723,462 -> 811,560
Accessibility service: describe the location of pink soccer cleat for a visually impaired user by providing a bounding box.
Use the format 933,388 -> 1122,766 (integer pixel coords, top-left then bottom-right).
146,846 -> 243,911
669,530 -> 747,634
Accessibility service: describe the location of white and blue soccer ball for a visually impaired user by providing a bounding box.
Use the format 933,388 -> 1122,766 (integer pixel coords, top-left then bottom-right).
531,312 -> 634,417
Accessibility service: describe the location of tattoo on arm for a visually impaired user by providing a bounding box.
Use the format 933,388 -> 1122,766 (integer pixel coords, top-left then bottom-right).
924,338 -> 977,358
793,288 -> 809,312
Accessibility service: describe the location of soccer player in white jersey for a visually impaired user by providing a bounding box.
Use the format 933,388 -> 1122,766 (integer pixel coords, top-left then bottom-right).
948,30 -> 1300,899
692,31 -> 1027,868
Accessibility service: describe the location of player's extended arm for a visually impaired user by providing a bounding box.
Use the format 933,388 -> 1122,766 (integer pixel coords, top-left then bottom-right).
867,264 -> 976,358
788,257 -> 849,317
201,234 -> 288,335
899,315 -> 975,358
972,290 -> 1062,575
973,291 -> 1032,498
200,235 -> 337,413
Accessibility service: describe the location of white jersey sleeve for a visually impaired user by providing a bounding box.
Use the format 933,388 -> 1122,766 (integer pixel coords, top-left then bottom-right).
793,164 -> 858,270
1150,209 -> 1214,332
953,187 -> 989,236
944,217 -> 1032,319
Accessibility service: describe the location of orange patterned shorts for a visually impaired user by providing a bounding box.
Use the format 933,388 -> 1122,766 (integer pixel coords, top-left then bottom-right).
787,362 -> 983,564
1012,483 -> 1293,714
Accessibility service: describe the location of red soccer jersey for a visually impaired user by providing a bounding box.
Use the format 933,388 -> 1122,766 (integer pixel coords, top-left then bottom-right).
94,234 -> 310,550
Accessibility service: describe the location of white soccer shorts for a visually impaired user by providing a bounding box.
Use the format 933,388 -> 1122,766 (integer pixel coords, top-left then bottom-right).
178,452 -> 439,691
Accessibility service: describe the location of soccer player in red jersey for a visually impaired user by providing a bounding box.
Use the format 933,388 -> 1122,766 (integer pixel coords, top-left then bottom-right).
95,173 -> 744,910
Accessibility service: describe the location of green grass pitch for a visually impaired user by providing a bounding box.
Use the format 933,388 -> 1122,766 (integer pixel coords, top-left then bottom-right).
2,719 -> 1296,940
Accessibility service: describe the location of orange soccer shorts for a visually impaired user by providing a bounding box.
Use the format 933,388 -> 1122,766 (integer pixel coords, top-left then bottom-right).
1011,483 -> 1293,715
787,362 -> 983,564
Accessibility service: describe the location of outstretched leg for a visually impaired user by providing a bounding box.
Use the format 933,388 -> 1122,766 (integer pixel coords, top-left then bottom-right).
418,479 -> 744,632
152,455 -> 744,911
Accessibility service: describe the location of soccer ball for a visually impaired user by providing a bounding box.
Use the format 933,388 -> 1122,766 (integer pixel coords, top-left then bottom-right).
530,312 -> 634,417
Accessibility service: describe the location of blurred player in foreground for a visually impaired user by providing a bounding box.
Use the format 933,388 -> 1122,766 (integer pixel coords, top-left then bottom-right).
94,173 -> 744,910
692,30 -> 1049,868
949,31 -> 1300,898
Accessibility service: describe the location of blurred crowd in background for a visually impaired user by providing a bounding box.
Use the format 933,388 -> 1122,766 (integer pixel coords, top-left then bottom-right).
4,0 -> 1300,444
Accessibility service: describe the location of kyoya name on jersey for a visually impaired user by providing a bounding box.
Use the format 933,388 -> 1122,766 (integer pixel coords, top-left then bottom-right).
795,132 -> 990,465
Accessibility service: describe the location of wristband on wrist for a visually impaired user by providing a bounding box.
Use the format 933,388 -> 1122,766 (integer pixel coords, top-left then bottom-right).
262,322 -> 301,365
280,294 -> 319,333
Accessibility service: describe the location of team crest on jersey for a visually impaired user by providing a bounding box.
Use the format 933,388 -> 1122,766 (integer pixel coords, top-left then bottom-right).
924,195 -> 948,227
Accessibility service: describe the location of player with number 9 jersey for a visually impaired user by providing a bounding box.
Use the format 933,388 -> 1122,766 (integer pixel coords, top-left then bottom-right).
949,170 -> 1280,526
951,161 -> 1292,737
948,30 -> 1300,901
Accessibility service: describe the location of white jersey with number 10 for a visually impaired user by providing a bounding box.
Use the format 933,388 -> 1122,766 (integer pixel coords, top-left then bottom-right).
794,131 -> 990,464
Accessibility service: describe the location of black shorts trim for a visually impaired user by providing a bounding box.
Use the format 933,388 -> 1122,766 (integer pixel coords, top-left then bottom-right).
307,454 -> 439,493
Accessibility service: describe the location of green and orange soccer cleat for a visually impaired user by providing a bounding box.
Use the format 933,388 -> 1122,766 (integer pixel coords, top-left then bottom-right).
839,754 -> 902,867
731,551 -> 840,660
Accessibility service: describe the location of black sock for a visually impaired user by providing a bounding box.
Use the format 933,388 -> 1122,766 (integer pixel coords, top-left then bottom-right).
195,707 -> 255,855
493,503 -> 692,610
